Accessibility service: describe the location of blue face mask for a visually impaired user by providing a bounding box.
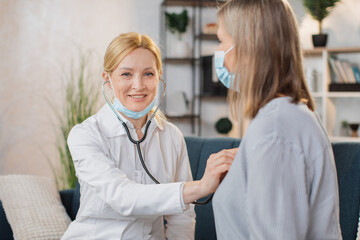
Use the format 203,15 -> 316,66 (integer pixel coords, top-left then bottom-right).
214,46 -> 235,89
112,98 -> 156,120
108,74 -> 156,120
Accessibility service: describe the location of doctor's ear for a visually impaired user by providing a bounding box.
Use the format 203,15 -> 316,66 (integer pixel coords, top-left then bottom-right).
102,71 -> 112,89
102,71 -> 109,81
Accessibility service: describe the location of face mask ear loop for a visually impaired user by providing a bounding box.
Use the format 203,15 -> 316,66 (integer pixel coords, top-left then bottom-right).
225,46 -> 234,55
102,74 -> 124,124
107,73 -> 118,103
148,79 -> 166,122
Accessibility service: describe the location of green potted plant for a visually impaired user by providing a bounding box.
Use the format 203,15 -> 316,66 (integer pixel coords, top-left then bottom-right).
48,52 -> 100,190
340,120 -> 349,137
165,9 -> 190,58
303,0 -> 341,47
165,9 -> 189,40
215,117 -> 233,136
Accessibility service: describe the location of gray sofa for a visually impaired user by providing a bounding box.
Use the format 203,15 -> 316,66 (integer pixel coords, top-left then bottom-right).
1,136 -> 360,239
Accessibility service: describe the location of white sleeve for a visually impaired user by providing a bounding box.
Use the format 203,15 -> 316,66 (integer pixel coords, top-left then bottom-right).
164,132 -> 195,240
247,137 -> 309,239
68,125 -> 185,217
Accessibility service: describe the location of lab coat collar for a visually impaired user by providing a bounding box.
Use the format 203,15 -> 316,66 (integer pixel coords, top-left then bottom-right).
97,104 -> 164,138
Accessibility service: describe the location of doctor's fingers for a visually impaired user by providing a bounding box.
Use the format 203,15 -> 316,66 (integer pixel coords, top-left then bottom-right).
213,161 -> 232,175
207,150 -> 236,166
211,148 -> 238,160
207,154 -> 234,169
206,158 -> 233,177
227,147 -> 239,155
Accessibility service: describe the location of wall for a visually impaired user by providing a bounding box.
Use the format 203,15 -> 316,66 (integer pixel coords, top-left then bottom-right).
0,0 -> 162,178
0,0 -> 359,178
293,0 -> 360,49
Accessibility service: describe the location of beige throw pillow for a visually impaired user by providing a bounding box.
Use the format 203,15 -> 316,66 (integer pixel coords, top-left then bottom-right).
0,175 -> 71,240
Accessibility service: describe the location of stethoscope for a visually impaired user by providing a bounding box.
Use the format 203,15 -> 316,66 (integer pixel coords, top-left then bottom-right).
102,75 -> 213,205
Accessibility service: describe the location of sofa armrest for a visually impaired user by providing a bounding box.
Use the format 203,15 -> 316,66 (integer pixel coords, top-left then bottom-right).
59,181 -> 80,221
60,189 -> 75,221
0,201 -> 14,240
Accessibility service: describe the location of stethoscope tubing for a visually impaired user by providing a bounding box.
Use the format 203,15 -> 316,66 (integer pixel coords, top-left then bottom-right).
101,78 -> 212,205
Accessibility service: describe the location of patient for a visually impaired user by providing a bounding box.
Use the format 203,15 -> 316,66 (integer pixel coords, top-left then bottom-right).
212,0 -> 342,239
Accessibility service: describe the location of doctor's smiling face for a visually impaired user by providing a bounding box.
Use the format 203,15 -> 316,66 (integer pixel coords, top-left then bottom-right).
107,48 -> 159,114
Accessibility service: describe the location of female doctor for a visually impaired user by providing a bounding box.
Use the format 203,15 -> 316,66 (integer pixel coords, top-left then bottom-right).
61,32 -> 236,240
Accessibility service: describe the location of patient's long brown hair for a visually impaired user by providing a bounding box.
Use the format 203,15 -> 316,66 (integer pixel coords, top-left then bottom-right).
218,0 -> 314,120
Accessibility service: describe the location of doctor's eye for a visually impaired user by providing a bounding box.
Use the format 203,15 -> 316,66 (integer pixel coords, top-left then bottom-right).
121,72 -> 132,77
144,72 -> 154,77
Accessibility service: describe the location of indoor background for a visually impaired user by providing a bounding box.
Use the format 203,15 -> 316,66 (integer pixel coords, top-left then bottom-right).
1,0 -> 360,179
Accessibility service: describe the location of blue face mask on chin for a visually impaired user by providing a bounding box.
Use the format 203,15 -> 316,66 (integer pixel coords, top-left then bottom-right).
112,98 -> 156,120
214,46 -> 235,89
108,74 -> 156,120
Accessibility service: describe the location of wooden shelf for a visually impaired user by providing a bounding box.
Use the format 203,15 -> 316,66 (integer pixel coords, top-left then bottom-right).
197,34 -> 218,41
330,136 -> 360,142
165,114 -> 200,119
327,92 -> 360,98
327,47 -> 360,53
199,94 -> 227,99
163,0 -> 225,7
312,91 -> 360,98
303,47 -> 360,56
164,58 -> 196,64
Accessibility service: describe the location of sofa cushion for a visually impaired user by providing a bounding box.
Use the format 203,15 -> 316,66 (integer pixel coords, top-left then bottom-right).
0,201 -> 13,240
185,137 -> 241,180
332,142 -> 360,240
184,138 -> 360,240
0,175 -> 71,240
71,181 -> 80,220
59,188 -> 75,221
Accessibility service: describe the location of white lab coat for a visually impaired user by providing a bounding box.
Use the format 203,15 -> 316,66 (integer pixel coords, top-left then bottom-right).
61,104 -> 195,240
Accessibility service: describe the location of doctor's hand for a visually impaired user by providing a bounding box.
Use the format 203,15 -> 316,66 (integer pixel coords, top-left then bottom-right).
183,148 -> 238,204
200,148 -> 238,193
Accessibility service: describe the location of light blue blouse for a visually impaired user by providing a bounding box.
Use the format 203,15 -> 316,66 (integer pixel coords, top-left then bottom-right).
213,97 -> 342,239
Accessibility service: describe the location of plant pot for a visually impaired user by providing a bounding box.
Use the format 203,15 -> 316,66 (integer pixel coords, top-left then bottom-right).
312,34 -> 328,48
174,41 -> 190,58
340,127 -> 349,137
349,123 -> 359,138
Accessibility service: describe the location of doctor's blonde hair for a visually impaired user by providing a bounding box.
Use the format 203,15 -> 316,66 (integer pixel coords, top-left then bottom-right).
218,0 -> 315,120
103,32 -> 166,121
